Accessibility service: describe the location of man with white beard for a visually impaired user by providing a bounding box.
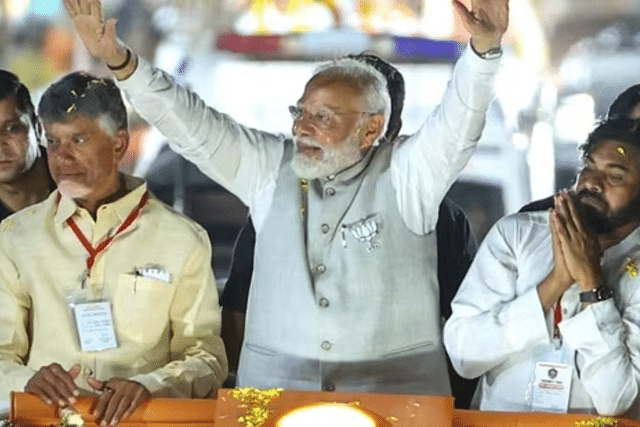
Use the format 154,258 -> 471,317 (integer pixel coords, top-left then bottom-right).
67,0 -> 509,393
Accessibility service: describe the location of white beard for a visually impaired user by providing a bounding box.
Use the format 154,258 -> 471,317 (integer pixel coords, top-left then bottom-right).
291,134 -> 364,180
57,180 -> 92,199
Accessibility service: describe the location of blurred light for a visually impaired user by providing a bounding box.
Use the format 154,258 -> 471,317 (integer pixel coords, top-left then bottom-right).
511,132 -> 529,151
29,0 -> 62,17
6,0 -> 30,20
420,0 -> 454,39
154,6 -> 180,33
528,121 -> 555,200
554,93 -> 596,143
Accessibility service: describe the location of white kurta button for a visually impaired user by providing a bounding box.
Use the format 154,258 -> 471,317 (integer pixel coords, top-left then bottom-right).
321,224 -> 330,234
319,298 -> 329,308
315,264 -> 326,274
325,187 -> 336,196
321,341 -> 332,351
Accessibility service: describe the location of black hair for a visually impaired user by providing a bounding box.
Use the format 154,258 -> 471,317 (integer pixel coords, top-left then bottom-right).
608,84 -> 640,120
0,69 -> 40,139
38,71 -> 127,132
347,53 -> 405,143
580,116 -> 640,156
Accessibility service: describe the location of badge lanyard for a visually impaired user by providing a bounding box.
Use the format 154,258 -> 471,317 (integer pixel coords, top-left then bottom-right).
66,191 -> 149,284
529,297 -> 573,413
553,298 -> 563,347
61,193 -> 148,353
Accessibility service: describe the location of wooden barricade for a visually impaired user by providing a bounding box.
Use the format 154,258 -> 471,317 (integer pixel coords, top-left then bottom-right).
9,390 -> 640,426
454,409 -> 640,427
10,392 -> 217,426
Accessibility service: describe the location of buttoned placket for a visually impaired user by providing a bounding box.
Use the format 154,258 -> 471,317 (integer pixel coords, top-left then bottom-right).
67,192 -> 148,386
307,156 -> 372,383
66,191 -> 148,297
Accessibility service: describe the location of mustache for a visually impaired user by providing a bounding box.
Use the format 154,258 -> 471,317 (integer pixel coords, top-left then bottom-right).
574,188 -> 607,206
293,136 -> 321,148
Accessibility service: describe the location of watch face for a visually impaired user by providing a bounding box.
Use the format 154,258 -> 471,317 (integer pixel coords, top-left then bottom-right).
598,286 -> 614,300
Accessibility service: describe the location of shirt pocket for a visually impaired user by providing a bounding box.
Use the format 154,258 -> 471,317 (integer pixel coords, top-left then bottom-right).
113,274 -> 174,345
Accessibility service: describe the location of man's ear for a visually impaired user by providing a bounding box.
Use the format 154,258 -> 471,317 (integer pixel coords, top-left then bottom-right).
359,114 -> 385,151
113,129 -> 129,161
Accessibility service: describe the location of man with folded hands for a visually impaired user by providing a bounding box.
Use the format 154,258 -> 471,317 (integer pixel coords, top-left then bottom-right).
444,116 -> 640,415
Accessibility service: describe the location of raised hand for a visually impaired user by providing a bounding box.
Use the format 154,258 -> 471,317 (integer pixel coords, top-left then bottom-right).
64,0 -> 128,69
25,363 -> 81,407
87,376 -> 150,427
453,0 -> 509,53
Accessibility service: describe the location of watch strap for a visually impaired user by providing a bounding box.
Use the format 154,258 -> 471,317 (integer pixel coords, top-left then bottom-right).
579,286 -> 613,303
470,44 -> 503,60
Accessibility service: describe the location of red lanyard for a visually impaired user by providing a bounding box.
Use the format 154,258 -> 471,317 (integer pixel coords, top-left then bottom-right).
66,192 -> 149,271
553,298 -> 563,339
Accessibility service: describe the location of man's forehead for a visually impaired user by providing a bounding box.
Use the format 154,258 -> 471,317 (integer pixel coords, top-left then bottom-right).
44,114 -> 95,132
0,96 -> 28,124
300,75 -> 364,106
43,114 -> 119,140
305,73 -> 361,92
589,139 -> 640,163
0,96 -> 21,115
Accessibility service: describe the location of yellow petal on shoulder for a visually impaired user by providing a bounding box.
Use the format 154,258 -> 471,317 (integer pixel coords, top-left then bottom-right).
625,258 -> 638,278
1,220 -> 15,232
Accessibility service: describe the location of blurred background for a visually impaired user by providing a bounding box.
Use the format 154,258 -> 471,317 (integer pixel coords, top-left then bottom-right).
2,0 -> 638,281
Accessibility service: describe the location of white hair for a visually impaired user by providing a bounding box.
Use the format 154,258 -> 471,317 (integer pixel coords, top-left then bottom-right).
311,58 -> 391,144
96,114 -> 119,137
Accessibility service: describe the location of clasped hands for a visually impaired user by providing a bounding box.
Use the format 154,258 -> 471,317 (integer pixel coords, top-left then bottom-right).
539,190 -> 605,312
25,363 -> 150,426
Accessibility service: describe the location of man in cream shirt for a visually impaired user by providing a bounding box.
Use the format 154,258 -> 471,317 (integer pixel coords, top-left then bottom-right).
0,72 -> 227,426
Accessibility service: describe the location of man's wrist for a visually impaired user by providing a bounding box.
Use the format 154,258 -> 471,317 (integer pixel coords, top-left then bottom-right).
470,38 -> 503,58
107,48 -> 131,71
106,46 -> 138,81
579,286 -> 613,303
578,267 -> 605,292
106,47 -> 129,69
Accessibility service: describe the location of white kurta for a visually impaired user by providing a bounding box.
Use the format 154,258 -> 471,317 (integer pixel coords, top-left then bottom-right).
444,211 -> 640,415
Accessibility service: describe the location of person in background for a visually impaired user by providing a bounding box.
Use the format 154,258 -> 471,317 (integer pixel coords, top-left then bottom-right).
67,0 -> 508,394
0,72 -> 227,426
0,70 -> 54,219
608,84 -> 640,121
444,116 -> 640,415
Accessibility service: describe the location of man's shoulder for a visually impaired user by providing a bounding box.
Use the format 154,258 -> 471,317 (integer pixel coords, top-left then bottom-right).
487,210 -> 550,245
0,193 -> 55,239
500,210 -> 549,226
145,196 -> 210,242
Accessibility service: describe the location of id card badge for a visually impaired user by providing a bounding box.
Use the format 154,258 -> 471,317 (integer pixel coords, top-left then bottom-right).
73,301 -> 118,352
530,341 -> 574,413
531,361 -> 572,412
